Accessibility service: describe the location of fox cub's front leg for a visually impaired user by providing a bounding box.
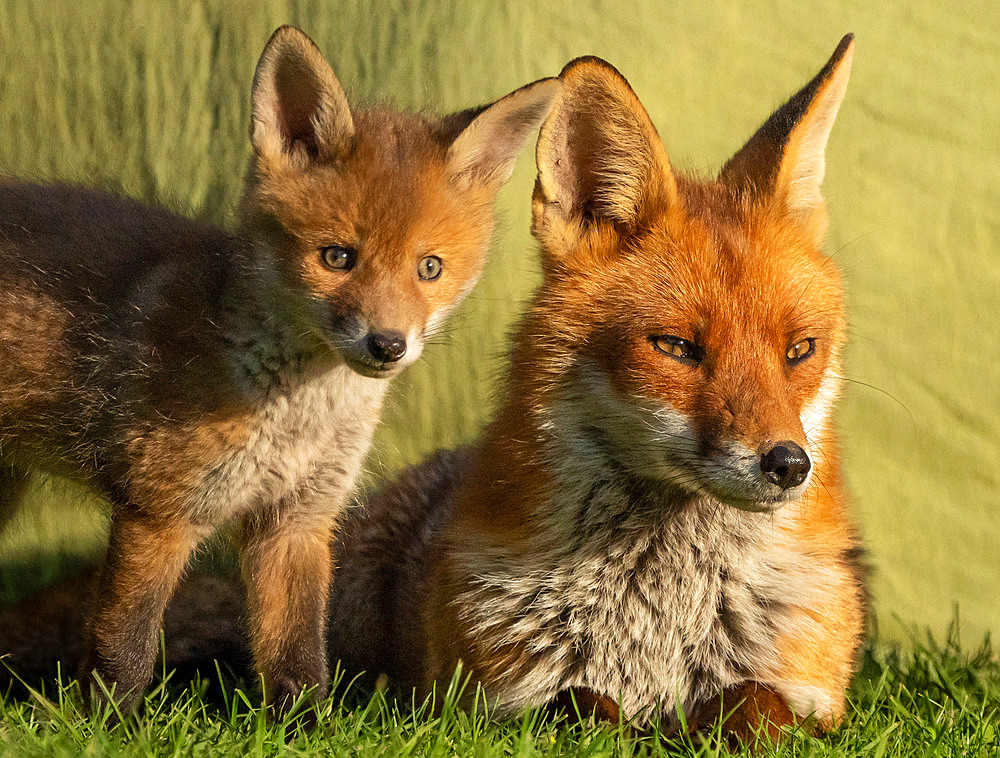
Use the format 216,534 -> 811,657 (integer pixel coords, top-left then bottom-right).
239,503 -> 335,714
81,510 -> 205,713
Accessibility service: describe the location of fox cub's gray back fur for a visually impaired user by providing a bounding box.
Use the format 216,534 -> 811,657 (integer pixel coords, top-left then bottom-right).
0,182 -> 241,480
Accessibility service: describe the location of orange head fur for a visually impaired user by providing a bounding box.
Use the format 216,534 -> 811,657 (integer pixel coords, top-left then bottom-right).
239,26 -> 559,377
514,37 -> 855,512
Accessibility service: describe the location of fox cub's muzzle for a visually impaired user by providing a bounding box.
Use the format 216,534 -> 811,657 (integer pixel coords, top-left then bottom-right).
341,327 -> 416,377
366,331 -> 407,364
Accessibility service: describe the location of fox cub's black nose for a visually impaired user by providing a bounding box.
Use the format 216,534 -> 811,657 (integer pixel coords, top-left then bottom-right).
367,331 -> 407,363
760,442 -> 811,490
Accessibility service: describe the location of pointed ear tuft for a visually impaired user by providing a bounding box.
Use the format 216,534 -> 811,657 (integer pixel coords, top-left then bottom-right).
250,26 -> 354,167
720,35 -> 854,232
534,56 -> 675,236
445,78 -> 561,191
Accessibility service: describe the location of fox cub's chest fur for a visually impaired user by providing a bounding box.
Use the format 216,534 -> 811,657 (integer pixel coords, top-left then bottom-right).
175,361 -> 387,524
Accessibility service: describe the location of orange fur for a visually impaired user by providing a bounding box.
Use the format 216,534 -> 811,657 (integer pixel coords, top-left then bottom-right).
239,515 -> 335,710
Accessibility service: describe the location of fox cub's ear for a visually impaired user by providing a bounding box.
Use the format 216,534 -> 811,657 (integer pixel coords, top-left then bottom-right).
445,78 -> 561,191
721,35 -> 855,242
533,57 -> 676,249
250,26 -> 354,168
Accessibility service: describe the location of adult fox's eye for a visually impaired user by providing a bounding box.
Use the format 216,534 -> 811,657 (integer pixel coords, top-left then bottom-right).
786,338 -> 815,365
651,335 -> 703,365
418,255 -> 443,281
320,245 -> 357,271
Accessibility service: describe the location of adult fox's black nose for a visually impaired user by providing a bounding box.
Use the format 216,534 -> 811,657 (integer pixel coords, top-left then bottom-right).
367,331 -> 407,363
760,442 -> 811,490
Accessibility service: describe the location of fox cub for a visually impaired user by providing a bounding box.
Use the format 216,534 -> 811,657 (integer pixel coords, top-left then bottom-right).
0,26 -> 557,713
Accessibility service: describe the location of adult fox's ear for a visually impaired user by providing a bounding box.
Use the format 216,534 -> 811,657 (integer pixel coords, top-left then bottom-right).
250,26 -> 354,168
532,57 -> 676,252
445,77 -> 561,191
721,35 -> 855,243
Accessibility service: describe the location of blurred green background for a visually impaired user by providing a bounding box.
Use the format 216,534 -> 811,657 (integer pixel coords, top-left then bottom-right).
0,1 -> 997,645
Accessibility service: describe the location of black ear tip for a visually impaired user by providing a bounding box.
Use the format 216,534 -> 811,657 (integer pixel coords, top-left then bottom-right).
815,34 -> 854,78
834,33 -> 855,58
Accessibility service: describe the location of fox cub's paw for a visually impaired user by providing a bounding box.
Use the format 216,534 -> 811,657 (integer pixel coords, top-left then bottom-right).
264,676 -> 329,726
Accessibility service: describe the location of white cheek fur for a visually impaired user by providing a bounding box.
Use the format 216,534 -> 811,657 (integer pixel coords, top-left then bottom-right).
799,366 -> 841,457
539,363 -> 707,492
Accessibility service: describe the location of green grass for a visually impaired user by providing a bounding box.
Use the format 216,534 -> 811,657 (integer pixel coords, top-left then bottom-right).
2,629 -> 998,757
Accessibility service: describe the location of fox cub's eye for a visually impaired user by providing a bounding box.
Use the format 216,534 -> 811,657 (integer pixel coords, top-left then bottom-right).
320,245 -> 357,272
651,335 -> 703,365
418,255 -> 443,281
786,338 -> 815,365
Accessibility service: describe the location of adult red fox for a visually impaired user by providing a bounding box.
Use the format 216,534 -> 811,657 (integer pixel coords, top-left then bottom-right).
0,25 -> 557,714
2,36 -> 863,742
330,34 -> 866,739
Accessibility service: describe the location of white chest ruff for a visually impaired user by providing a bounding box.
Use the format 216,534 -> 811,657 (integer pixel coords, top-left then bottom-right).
455,484 -> 830,725
185,363 -> 386,523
